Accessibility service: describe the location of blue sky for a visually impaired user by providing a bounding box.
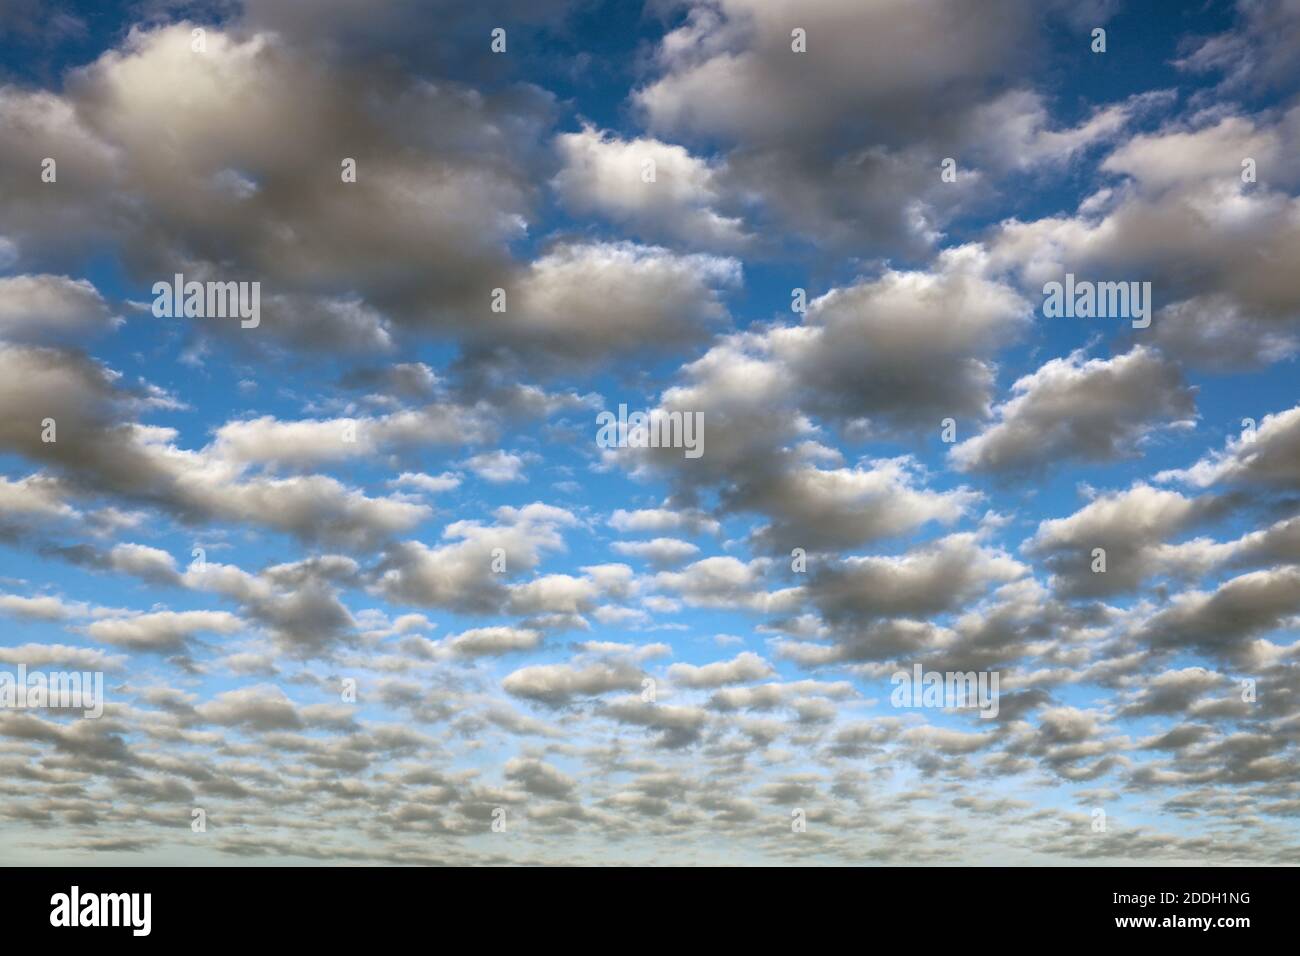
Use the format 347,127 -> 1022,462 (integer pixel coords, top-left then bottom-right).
1,0 -> 1298,865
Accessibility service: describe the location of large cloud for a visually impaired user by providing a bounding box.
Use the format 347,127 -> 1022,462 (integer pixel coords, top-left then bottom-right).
632,0 -> 1126,255
1161,404 -> 1300,489
1026,485 -> 1224,597
950,347 -> 1197,475
0,23 -> 548,349
0,275 -> 119,343
372,504 -> 579,614
987,107 -> 1300,367
552,127 -> 749,250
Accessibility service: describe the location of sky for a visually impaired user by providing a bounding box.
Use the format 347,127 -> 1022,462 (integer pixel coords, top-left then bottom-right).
0,0 -> 1298,866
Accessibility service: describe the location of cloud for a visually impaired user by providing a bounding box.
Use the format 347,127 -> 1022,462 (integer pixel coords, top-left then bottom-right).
654,556 -> 801,612
552,126 -> 749,249
600,697 -> 708,748
1026,485 -> 1224,597
1173,0 -> 1300,94
741,458 -> 980,555
373,504 -> 578,613
492,241 -> 741,365
610,537 -> 699,568
0,22 -> 552,350
668,651 -> 774,688
0,643 -> 125,670
1119,667 -> 1226,718
390,471 -> 462,494
631,0 -> 1115,255
963,90 -> 1165,171
0,275 -> 119,344
502,660 -> 645,706
79,609 -> 244,651
1135,566 -> 1300,665
608,507 -> 719,535
211,408 -> 490,471
103,544 -> 182,585
950,348 -> 1197,475
1160,404 -> 1300,489
0,474 -> 79,522
987,106 -> 1300,368
191,688 -> 299,731
786,255 -> 1033,428
0,594 -> 82,621
0,344 -> 435,549
184,556 -> 360,657
707,679 -> 856,713
441,626 -> 543,658
503,757 -> 576,798
808,534 -> 1025,624
462,450 -> 529,484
